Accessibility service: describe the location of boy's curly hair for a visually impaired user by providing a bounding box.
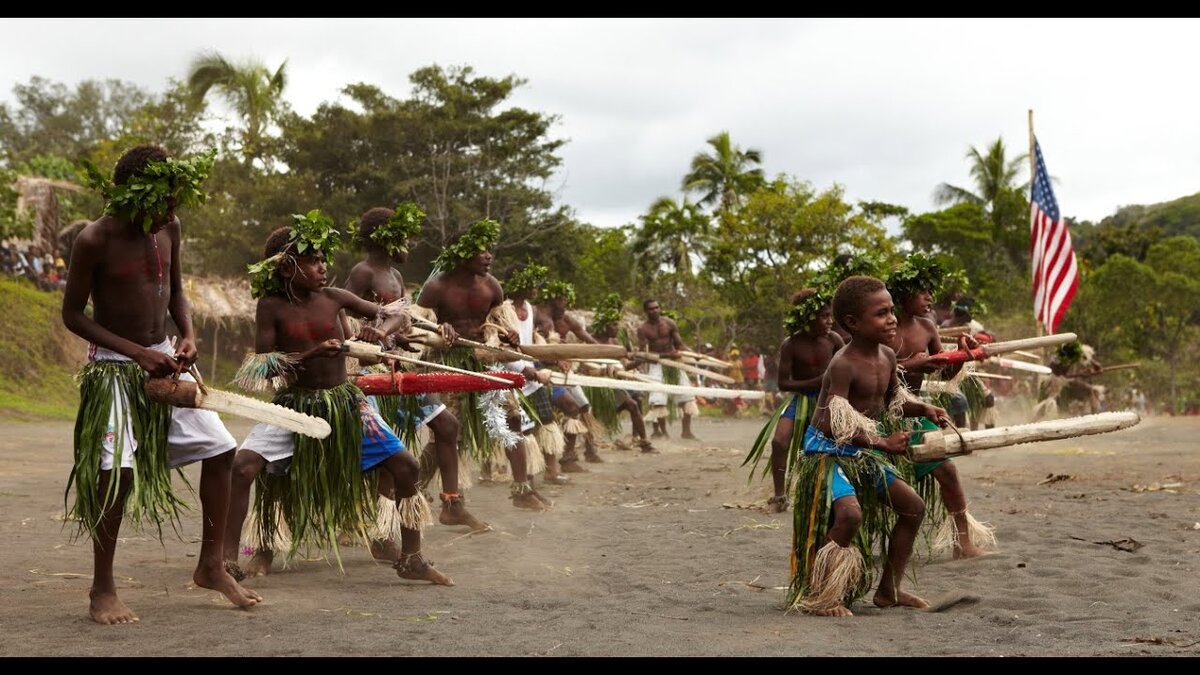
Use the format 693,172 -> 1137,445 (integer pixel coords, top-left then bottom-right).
832,275 -> 887,332
113,145 -> 169,185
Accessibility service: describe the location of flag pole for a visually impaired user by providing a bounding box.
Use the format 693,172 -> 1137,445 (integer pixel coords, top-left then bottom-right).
1029,109 -> 1040,339
1029,109 -> 1044,403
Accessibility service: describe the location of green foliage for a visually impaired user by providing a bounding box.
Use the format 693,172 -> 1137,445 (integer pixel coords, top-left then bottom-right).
902,202 -> 1029,315
1062,236 -> 1200,408
248,209 -> 342,299
885,252 -> 948,302
631,197 -> 710,279
503,261 -> 549,296
81,149 -> 216,232
432,218 -> 500,272
783,289 -> 831,335
279,66 -> 570,278
353,202 -> 425,256
704,177 -> 895,348
590,293 -> 625,334
543,280 -> 576,306
682,131 -> 765,213
0,279 -> 81,420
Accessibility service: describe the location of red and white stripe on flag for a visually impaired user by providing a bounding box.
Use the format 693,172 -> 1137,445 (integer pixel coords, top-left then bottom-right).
1029,139 -> 1078,333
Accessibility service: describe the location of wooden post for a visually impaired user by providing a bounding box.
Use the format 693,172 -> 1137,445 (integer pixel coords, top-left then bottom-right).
210,322 -> 220,383
1029,109 -> 1043,402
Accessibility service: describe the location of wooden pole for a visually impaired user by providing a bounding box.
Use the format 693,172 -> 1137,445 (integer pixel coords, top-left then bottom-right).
1030,109 -> 1044,399
911,411 -> 1140,462
210,322 -> 220,383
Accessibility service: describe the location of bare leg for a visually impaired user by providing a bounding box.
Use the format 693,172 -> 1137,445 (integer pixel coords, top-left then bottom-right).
425,412 -> 487,529
932,461 -> 989,559
224,451 -> 266,563
681,412 -> 697,440
193,449 -> 262,607
652,418 -> 668,438
381,453 -> 453,585
806,496 -> 862,617
766,418 -> 794,512
507,415 -> 549,509
226,451 -> 273,577
370,472 -> 403,562
874,480 -> 929,609
621,399 -> 649,444
89,468 -> 138,625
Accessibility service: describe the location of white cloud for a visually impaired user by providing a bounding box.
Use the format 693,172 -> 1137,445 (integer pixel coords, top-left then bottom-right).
2,18 -> 1197,226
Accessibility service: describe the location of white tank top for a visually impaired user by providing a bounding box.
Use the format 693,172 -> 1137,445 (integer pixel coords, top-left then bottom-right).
506,300 -> 542,395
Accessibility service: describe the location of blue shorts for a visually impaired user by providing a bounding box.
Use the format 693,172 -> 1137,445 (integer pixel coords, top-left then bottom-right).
359,399 -> 406,471
781,390 -> 819,420
366,394 -> 445,428
803,426 -> 898,501
947,392 -> 970,415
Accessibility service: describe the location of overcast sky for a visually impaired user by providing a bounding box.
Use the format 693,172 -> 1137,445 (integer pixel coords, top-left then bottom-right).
3,18 -> 1197,229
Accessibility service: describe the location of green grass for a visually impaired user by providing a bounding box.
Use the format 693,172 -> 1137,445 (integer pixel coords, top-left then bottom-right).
0,278 -> 81,420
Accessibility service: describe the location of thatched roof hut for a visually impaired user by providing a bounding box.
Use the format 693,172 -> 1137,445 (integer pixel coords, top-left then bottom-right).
185,276 -> 255,325
14,176 -> 85,255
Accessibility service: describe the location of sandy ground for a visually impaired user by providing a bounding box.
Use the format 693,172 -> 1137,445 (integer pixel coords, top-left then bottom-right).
0,411 -> 1198,656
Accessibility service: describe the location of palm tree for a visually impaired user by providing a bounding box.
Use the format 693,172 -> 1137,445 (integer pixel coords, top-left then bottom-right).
631,196 -> 710,278
934,137 -> 1028,213
681,131 -> 765,214
186,51 -> 288,166
934,136 -> 1031,266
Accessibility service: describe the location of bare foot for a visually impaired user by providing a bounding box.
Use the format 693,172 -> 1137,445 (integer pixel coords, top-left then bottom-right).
439,499 -> 490,531
584,452 -> 604,463
681,432 -> 699,440
873,589 -> 929,609
805,604 -> 854,617
193,564 -> 263,608
543,473 -> 571,485
511,492 -> 549,510
394,552 -> 454,586
531,489 -> 555,508
560,461 -> 588,473
765,496 -> 788,513
89,589 -> 139,625
224,560 -> 246,582
953,543 -> 994,560
243,550 -> 274,577
370,538 -> 401,562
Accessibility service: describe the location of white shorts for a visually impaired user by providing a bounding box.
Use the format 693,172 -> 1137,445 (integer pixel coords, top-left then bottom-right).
239,397 -> 405,471
645,362 -> 696,408
92,340 -> 237,471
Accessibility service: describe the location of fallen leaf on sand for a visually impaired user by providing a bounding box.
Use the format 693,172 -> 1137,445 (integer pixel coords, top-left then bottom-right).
28,569 -> 88,579
1071,536 -> 1143,552
721,502 -> 760,510
1121,636 -> 1200,648
722,520 -> 781,537
1038,473 -> 1072,485
1128,482 -> 1184,493
1192,522 -> 1200,530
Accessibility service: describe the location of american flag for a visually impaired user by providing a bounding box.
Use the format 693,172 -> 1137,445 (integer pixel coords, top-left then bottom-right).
1030,139 -> 1078,333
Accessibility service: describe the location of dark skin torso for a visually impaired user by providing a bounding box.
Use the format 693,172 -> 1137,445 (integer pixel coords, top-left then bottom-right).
811,344 -> 899,441
778,330 -> 844,392
62,214 -> 194,375
346,260 -> 405,304
534,303 -> 596,344
637,317 -> 683,356
892,314 -> 946,393
256,287 -> 383,389
417,271 -> 503,341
